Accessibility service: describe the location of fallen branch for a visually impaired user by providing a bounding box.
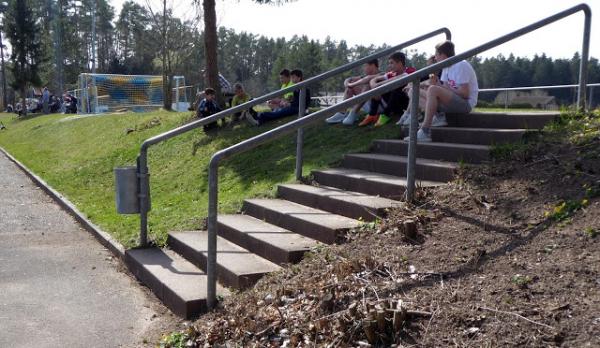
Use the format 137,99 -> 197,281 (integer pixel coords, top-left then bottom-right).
253,320 -> 280,336
395,271 -> 445,277
524,156 -> 554,168
480,306 -> 554,330
313,308 -> 347,322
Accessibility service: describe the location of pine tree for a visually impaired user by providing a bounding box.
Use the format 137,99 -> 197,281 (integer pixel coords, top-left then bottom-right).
5,0 -> 47,116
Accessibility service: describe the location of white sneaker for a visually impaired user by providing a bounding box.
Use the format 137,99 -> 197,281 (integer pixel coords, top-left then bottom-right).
431,112 -> 447,127
342,111 -> 358,125
403,128 -> 432,142
326,112 -> 347,124
396,111 -> 411,126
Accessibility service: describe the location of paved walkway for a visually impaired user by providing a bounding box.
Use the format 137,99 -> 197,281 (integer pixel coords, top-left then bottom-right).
0,152 -> 171,347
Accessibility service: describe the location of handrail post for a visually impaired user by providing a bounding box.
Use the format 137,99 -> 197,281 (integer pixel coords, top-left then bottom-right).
577,8 -> 591,111
295,87 -> 307,180
137,150 -> 149,247
405,81 -> 420,202
206,156 -> 219,310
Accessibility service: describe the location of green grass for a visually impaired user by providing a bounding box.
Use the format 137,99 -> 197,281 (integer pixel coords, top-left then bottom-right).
489,141 -> 530,161
0,110 -> 398,247
474,107 -> 557,113
546,109 -> 600,146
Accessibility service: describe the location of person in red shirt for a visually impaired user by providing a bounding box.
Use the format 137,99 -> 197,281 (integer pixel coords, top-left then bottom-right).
359,52 -> 414,127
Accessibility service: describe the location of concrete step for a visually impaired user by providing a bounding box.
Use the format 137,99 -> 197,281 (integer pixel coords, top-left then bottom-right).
167,231 -> 281,289
399,126 -> 530,145
312,168 -> 443,199
277,183 -> 402,221
343,153 -> 458,182
217,214 -> 318,265
242,198 -> 361,244
372,139 -> 491,164
446,111 -> 558,129
124,248 -> 227,319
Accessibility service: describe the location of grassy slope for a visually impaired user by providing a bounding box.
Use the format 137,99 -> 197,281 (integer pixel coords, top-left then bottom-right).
0,111 -> 398,247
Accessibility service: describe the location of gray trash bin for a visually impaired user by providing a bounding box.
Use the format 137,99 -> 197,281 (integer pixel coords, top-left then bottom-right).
114,166 -> 140,214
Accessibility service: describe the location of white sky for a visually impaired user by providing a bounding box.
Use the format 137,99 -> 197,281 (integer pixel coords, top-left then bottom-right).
117,0 -> 599,59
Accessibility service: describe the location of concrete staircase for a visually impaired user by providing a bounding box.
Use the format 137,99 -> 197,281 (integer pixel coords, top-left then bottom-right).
124,111 -> 558,318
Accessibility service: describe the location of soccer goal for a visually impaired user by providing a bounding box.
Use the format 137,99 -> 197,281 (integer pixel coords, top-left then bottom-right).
78,74 -> 187,114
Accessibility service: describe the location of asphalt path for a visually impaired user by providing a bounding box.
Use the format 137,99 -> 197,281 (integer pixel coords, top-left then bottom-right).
0,151 -> 173,347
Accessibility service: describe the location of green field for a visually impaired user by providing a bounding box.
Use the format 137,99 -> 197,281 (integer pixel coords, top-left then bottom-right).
474,107 -> 560,113
0,110 -> 399,247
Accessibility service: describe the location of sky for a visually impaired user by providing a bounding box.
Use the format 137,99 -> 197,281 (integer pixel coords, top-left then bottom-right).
117,0 -> 599,59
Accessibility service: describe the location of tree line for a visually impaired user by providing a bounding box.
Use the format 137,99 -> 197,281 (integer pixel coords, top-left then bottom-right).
3,0 -> 599,109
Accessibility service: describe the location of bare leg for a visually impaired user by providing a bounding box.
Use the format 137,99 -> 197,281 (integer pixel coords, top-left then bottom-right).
422,85 -> 455,128
418,88 -> 428,109
349,84 -> 371,113
344,86 -> 361,100
404,86 -> 414,114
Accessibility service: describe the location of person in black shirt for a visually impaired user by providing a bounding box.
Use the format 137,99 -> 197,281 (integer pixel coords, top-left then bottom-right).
197,88 -> 222,131
245,69 -> 310,126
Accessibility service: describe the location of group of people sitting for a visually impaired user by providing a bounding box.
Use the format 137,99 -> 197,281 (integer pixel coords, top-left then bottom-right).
195,68 -> 310,130
326,40 -> 479,142
244,69 -> 310,126
10,89 -> 78,116
195,81 -> 252,131
195,40 -> 478,142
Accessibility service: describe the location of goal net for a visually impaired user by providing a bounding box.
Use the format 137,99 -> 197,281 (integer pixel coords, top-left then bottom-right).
78,74 -> 187,113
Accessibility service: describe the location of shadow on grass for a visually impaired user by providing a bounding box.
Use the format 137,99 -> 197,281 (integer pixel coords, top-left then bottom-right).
193,115 -> 402,194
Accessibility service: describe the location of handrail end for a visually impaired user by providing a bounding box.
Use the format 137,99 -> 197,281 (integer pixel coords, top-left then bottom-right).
442,27 -> 452,41
579,3 -> 592,16
209,150 -> 226,172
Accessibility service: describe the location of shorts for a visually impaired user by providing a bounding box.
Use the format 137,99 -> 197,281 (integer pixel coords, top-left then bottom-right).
439,92 -> 472,114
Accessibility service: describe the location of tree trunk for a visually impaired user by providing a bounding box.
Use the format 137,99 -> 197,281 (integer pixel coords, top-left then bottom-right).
20,87 -> 27,117
202,0 -> 223,107
162,0 -> 171,110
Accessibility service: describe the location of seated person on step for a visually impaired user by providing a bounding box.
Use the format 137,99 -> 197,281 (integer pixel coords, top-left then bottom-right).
406,40 -> 478,142
359,52 -> 415,127
326,58 -> 383,125
267,69 -> 294,111
245,69 -> 310,126
397,55 -> 441,126
197,88 -> 222,131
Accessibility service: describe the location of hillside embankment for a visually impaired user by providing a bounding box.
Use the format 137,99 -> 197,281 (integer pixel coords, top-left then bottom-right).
160,110 -> 600,347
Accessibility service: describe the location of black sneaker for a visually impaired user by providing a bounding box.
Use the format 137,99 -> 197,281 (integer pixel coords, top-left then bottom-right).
245,109 -> 260,126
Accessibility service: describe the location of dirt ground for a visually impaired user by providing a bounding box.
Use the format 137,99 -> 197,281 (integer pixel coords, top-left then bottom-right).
159,113 -> 600,347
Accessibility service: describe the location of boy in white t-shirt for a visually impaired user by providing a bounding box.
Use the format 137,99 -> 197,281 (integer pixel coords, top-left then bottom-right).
407,40 -> 479,142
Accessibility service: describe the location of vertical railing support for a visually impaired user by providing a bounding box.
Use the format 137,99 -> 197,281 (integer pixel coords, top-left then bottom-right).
206,156 -> 219,310
577,7 -> 591,111
137,150 -> 149,247
295,87 -> 307,180
405,81 -> 420,202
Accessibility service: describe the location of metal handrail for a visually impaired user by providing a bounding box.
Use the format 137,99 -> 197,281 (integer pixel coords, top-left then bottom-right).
479,83 -> 600,109
204,3 -> 591,309
479,83 -> 600,92
134,27 -> 452,247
